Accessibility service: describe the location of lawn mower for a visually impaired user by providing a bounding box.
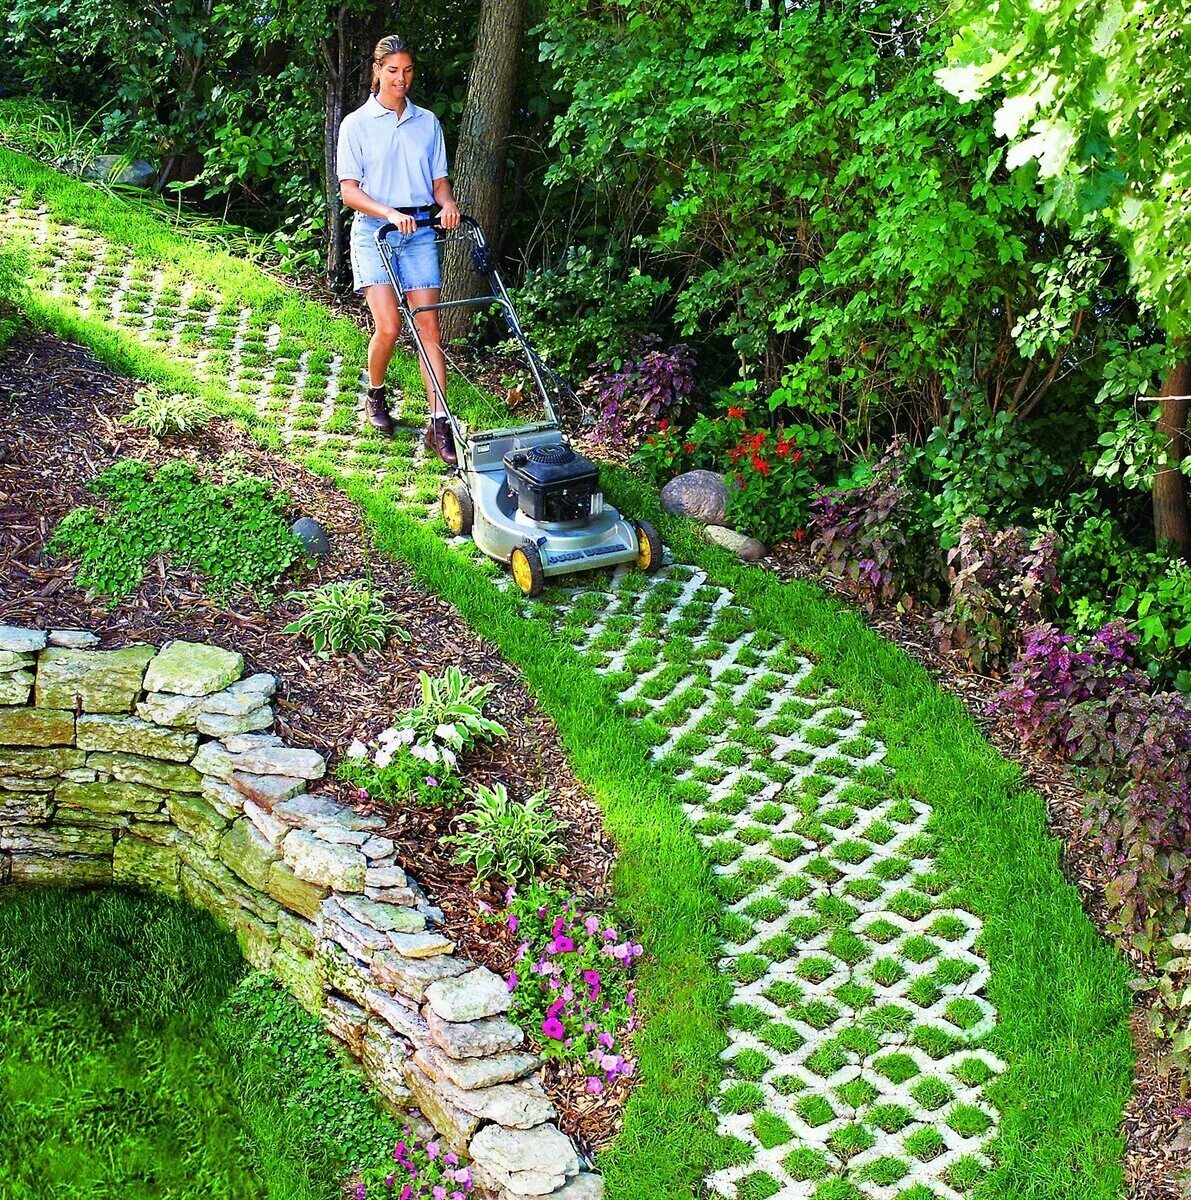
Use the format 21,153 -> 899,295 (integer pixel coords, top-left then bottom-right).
375,211 -> 663,597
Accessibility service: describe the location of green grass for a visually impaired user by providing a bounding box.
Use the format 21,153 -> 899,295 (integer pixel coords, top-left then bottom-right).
0,145 -> 1136,1200
0,887 -> 404,1200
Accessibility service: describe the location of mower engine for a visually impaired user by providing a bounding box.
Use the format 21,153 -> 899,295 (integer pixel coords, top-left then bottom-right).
503,442 -> 601,524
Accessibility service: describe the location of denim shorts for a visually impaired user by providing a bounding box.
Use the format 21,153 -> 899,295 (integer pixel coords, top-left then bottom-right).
350,215 -> 441,294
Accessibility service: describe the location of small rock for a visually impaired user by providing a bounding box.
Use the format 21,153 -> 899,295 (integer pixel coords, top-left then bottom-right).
0,670 -> 34,704
48,630 -> 100,649
365,986 -> 430,1042
36,645 -> 155,712
372,949 -> 469,1002
143,640 -> 244,697
416,1041 -> 539,1091
223,732 -> 283,753
201,776 -> 243,819
272,793 -> 384,830
229,771 -> 306,809
220,817 -> 280,891
230,745 -> 325,780
660,469 -> 730,525
390,929 -> 455,958
78,154 -> 157,189
0,650 -> 36,672
0,626 -> 47,653
283,829 -> 366,891
550,1174 -> 605,1200
243,798 -> 291,846
338,894 -> 426,934
468,1123 -> 578,1194
365,863 -> 409,888
196,706 -> 274,738
137,693 -> 205,728
705,524 -> 768,562
425,1008 -> 525,1060
193,742 -> 235,780
266,860 -> 330,921
85,751 -> 202,793
291,517 -> 330,559
425,967 -> 513,1023
0,708 -> 74,747
314,825 -> 370,846
404,1062 -> 480,1152
76,715 -> 198,763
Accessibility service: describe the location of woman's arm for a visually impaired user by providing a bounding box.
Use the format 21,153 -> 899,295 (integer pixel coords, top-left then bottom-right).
340,180 -> 417,233
433,177 -> 460,230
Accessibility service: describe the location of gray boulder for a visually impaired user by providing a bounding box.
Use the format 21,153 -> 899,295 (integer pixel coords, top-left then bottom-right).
291,517 -> 330,559
660,470 -> 730,526
78,155 -> 157,189
705,524 -> 767,563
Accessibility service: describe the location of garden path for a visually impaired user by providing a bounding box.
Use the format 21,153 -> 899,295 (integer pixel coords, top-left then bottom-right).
2,199 -> 1005,1200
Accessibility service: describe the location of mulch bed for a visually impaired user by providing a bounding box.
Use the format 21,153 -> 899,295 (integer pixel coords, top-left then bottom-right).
0,329 -> 625,1155
767,543 -> 1191,1200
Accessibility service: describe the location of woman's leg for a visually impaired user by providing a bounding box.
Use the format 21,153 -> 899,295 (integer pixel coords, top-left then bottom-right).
404,287 -> 446,416
363,283 -> 402,387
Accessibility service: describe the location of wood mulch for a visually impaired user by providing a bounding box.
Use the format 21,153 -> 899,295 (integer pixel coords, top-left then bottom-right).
0,329 -> 624,1155
766,542 -> 1191,1200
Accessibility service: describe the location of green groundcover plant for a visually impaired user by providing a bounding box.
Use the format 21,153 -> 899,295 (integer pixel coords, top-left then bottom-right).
48,457 -> 306,602
446,782 -> 566,885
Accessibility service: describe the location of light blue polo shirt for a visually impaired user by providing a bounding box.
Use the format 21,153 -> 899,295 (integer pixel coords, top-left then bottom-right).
336,95 -> 448,209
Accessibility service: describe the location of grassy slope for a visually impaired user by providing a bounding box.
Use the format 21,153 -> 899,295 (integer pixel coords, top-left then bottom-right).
0,145 -> 1134,1199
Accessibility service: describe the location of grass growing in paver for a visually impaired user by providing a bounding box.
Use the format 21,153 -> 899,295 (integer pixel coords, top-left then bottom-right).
0,148 -> 1135,1200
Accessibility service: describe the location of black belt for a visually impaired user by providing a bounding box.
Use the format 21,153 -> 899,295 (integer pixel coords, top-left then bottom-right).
396,205 -> 433,216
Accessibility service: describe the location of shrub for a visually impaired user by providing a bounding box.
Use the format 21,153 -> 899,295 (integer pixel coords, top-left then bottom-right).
500,883 -> 641,1094
446,783 -> 566,885
337,746 -> 466,808
122,383 -> 212,436
585,337 -> 696,447
369,667 -> 506,775
991,621 -> 1141,756
47,458 -> 305,602
808,440 -> 938,611
931,518 -> 1060,673
284,580 -> 409,657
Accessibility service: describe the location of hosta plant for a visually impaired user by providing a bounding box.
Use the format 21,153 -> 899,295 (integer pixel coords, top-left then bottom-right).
122,383 -> 212,435
373,667 -> 506,774
500,883 -> 641,1095
284,580 -> 409,657
446,783 -> 565,885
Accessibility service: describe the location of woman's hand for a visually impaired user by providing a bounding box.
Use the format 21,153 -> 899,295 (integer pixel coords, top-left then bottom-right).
387,208 -> 417,234
438,199 -> 461,230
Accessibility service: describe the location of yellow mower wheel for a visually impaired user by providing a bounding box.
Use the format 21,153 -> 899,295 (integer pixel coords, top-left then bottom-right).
634,519 -> 664,574
441,484 -> 473,536
510,543 -> 545,597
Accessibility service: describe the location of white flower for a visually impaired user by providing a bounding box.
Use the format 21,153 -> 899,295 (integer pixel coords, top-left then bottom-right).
345,739 -> 369,759
410,743 -> 437,763
396,727 -> 416,745
435,722 -> 463,747
375,747 -> 393,768
441,746 -> 458,769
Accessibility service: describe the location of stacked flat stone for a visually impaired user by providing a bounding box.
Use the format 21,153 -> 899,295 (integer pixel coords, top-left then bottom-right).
0,625 -> 598,1200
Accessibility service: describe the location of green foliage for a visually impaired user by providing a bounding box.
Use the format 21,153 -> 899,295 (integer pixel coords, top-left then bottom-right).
46,457 -> 305,602
337,746 -> 467,807
0,888 -> 258,1199
0,242 -> 25,352
123,382 -> 213,435
510,244 -> 668,377
375,666 -> 507,774
446,781 -> 566,884
941,0 -> 1190,339
284,580 -> 410,657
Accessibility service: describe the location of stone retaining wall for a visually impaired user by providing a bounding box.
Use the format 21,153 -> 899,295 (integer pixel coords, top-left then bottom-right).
0,625 -> 599,1200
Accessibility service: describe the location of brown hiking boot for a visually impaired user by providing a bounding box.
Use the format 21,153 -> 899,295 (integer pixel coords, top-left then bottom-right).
424,415 -> 457,465
365,386 -> 394,436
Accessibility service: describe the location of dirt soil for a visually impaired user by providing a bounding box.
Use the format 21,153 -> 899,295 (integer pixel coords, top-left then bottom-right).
767,543 -> 1191,1200
0,329 -> 626,1156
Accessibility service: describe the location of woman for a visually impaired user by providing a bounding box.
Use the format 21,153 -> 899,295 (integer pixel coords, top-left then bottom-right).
337,35 -> 461,462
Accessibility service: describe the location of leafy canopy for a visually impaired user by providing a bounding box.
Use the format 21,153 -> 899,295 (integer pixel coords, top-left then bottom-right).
939,0 -> 1191,337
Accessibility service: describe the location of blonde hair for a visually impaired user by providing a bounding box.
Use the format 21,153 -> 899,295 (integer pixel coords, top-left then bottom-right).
371,35 -> 414,93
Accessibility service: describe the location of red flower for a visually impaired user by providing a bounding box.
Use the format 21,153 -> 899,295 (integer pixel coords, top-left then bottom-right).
792,449 -> 803,464
776,439 -> 791,457
793,528 -> 806,542
683,441 -> 696,453
750,431 -> 766,452
658,418 -> 669,431
646,435 -> 657,446
727,406 -> 746,420
751,455 -> 770,475
728,444 -> 747,463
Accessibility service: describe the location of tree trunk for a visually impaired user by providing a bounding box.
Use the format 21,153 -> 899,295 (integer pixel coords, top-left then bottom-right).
438,0 -> 527,346
322,5 -> 350,291
1153,355 -> 1191,557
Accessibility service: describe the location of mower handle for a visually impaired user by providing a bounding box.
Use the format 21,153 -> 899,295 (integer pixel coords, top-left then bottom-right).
377,210 -> 485,241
